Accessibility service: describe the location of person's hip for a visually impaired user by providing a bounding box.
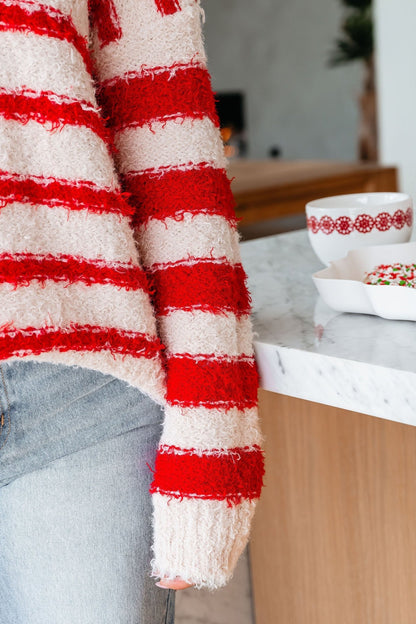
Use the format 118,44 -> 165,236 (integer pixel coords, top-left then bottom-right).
0,359 -> 164,487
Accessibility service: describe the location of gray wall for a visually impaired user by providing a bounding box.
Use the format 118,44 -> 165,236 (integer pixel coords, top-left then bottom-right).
202,0 -> 363,160
374,0 -> 416,206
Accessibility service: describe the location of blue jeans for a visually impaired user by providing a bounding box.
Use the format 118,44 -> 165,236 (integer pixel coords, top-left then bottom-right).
0,360 -> 175,624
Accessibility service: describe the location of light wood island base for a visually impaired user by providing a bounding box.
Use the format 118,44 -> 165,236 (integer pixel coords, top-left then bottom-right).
249,389 -> 416,624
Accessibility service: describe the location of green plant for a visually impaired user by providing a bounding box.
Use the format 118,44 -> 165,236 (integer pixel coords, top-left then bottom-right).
329,0 -> 373,67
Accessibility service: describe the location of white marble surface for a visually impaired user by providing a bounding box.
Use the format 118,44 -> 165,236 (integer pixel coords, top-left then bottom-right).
240,228 -> 416,425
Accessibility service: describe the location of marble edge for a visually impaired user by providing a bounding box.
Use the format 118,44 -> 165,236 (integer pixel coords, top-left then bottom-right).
254,340 -> 416,426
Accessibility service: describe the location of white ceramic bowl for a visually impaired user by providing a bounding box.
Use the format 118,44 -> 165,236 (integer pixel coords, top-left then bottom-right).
306,192 -> 413,266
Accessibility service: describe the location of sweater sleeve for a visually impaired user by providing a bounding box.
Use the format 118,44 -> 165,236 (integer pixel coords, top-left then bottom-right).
87,0 -> 265,590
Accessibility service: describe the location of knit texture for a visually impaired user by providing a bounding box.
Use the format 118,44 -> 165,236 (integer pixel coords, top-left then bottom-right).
0,0 -> 265,589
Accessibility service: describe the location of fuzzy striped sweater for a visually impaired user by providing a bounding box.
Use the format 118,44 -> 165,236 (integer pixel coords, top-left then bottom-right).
0,0 -> 265,589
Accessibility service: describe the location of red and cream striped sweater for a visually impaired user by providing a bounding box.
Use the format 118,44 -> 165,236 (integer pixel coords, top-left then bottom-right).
0,0 -> 265,589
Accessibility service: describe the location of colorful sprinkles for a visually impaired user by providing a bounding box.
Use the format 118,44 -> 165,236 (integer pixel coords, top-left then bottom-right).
364,263 -> 416,288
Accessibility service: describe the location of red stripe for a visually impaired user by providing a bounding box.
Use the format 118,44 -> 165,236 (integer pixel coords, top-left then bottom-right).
0,323 -> 163,360
0,252 -> 150,292
0,88 -> 112,146
97,65 -> 219,131
165,355 -> 259,409
123,165 -> 237,227
149,260 -> 251,317
154,0 -> 181,15
150,444 -> 265,505
0,171 -> 134,217
0,1 -> 93,76
88,0 -> 122,47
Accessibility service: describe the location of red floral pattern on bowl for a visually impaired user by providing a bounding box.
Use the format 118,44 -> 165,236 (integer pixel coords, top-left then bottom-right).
307,208 -> 413,235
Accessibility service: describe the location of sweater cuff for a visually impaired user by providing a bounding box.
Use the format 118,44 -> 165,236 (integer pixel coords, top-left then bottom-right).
150,493 -> 257,590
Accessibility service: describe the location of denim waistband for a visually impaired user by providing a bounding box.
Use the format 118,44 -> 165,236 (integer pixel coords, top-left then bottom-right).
0,359 -> 164,487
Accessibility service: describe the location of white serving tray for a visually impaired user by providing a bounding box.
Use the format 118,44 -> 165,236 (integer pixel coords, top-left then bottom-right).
312,241 -> 416,321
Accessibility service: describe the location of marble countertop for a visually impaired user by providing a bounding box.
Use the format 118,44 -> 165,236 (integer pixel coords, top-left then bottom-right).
240,229 -> 416,426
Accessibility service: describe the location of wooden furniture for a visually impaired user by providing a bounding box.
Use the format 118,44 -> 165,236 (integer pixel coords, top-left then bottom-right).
228,159 -> 398,227
250,390 -> 416,624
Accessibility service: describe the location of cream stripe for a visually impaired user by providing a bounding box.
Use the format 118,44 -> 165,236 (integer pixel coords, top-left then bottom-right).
0,118 -> 118,187
151,494 -> 256,590
42,0 -> 90,38
158,310 -> 254,357
138,214 -> 240,267
114,117 -> 227,175
0,281 -> 157,335
160,405 -> 262,450
0,30 -> 94,101
0,203 -> 139,263
91,0 -> 206,84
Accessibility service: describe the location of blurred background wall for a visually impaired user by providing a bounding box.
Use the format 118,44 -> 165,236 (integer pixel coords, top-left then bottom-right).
374,0 -> 416,205
202,0 -> 362,160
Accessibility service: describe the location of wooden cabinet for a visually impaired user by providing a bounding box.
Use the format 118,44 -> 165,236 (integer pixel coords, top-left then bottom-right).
249,389 -> 416,624
228,160 -> 398,233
